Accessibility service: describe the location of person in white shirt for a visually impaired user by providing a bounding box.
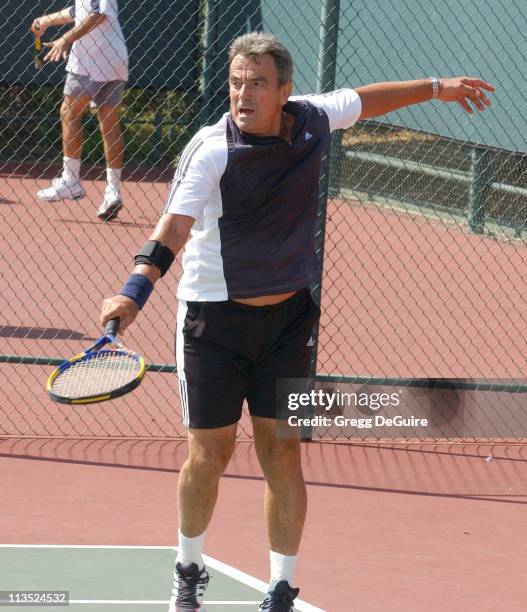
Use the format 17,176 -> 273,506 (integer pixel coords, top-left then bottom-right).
30,1 -> 128,220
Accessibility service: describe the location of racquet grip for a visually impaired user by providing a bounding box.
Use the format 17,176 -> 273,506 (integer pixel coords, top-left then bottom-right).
34,36 -> 44,70
104,318 -> 120,337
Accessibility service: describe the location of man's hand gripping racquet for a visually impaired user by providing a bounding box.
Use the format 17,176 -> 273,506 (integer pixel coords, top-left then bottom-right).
46,318 -> 146,404
33,20 -> 44,70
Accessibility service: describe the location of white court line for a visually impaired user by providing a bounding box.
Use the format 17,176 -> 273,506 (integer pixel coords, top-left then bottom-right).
0,545 -> 177,550
70,601 -> 261,605
0,545 -> 326,612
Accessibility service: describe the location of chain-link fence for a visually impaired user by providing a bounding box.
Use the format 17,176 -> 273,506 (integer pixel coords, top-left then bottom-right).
1,0 -> 526,442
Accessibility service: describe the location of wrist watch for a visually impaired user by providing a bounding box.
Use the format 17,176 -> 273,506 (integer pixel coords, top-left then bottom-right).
428,76 -> 440,99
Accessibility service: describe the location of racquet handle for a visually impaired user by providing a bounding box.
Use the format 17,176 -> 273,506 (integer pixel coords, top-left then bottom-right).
34,36 -> 44,70
104,318 -> 120,337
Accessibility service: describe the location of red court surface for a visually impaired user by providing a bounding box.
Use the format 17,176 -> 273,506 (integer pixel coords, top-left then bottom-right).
320,198 -> 527,379
1,438 -> 527,611
2,162 -> 527,381
2,166 -> 527,610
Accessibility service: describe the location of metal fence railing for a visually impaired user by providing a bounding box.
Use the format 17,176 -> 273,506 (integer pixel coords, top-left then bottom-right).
1,0 -> 526,442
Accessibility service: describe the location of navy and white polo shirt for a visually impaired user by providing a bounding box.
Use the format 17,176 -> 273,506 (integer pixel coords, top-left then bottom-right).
165,88 -> 362,301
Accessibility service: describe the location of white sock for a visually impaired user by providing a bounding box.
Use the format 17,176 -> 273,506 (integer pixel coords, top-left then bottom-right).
269,550 -> 297,589
106,167 -> 122,195
176,530 -> 205,570
63,157 -> 80,183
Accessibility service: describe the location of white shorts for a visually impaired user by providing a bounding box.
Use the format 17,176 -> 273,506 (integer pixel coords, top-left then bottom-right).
64,72 -> 126,107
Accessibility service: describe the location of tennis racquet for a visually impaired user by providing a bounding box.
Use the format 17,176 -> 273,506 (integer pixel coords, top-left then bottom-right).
33,21 -> 44,70
46,318 -> 146,404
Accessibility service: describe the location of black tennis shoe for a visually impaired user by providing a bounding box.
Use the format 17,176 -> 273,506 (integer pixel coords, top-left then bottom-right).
169,561 -> 209,611
258,580 -> 300,611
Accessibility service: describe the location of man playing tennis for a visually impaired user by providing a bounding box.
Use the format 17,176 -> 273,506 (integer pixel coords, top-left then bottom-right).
100,33 -> 494,611
30,1 -> 128,220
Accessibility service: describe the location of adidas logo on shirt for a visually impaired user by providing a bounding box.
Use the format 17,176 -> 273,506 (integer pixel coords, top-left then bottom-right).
305,131 -> 312,141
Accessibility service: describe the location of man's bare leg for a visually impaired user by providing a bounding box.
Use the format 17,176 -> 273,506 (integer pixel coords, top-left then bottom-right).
252,414 -> 306,601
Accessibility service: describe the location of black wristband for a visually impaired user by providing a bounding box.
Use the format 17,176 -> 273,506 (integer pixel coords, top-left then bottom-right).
135,240 -> 175,277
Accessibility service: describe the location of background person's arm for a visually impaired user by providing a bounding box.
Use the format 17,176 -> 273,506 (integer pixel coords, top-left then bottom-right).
43,12 -> 107,62
30,8 -> 75,35
356,77 -> 495,119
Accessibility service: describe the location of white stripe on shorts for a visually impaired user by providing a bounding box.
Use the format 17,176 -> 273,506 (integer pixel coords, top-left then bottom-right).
176,300 -> 190,427
179,379 -> 189,428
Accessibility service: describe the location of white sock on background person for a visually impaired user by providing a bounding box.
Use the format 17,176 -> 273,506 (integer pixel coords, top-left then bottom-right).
176,530 -> 206,570
106,167 -> 122,195
63,157 -> 81,183
269,550 -> 297,589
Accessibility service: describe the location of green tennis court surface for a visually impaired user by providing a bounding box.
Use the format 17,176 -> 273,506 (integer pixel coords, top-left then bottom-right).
0,546 -> 323,612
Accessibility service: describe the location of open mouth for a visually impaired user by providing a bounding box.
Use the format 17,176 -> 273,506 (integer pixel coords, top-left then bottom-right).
238,107 -> 255,117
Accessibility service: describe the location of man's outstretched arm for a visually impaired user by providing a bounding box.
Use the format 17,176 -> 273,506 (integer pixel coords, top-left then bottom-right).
356,77 -> 495,120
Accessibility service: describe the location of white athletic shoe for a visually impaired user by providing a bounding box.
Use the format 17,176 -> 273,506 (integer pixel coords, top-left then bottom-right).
97,190 -> 123,221
37,177 -> 85,202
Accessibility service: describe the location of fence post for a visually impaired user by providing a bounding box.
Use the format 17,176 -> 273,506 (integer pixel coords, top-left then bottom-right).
200,0 -> 219,126
317,0 -> 340,92
153,111 -> 163,163
304,0 -> 341,440
318,0 -> 342,197
468,147 -> 493,234
200,0 -> 263,126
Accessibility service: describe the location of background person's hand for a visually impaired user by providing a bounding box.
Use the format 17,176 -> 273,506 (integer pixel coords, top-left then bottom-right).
43,37 -> 70,62
100,295 -> 140,334
437,77 -> 495,113
30,17 -> 47,36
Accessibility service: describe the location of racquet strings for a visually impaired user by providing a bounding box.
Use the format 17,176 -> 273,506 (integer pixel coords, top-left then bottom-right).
51,350 -> 142,398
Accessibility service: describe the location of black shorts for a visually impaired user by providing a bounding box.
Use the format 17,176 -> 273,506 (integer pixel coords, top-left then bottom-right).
175,289 -> 321,429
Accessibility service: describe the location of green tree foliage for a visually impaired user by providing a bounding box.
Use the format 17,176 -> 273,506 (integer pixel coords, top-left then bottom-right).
0,83 -> 199,166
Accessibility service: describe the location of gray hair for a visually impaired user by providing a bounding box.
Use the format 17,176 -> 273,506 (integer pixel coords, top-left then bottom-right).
229,32 -> 293,86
